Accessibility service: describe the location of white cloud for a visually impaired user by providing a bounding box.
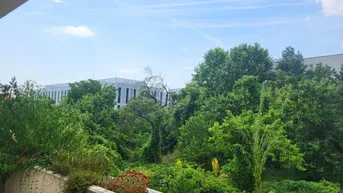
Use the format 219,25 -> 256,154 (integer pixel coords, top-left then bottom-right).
53,0 -> 63,3
204,35 -> 228,47
51,26 -> 95,37
317,0 -> 343,16
341,42 -> 343,48
305,16 -> 311,22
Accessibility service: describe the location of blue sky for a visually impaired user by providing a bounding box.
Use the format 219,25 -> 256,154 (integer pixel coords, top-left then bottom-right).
0,0 -> 342,88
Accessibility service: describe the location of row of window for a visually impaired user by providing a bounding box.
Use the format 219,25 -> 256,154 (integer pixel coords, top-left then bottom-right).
117,87 -> 138,104
46,90 -> 69,103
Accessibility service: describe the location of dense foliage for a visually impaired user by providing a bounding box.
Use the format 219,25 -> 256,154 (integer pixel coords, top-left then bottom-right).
1,44 -> 343,193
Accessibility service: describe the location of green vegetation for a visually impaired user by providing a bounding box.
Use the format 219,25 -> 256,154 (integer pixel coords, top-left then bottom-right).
1,44 -> 343,193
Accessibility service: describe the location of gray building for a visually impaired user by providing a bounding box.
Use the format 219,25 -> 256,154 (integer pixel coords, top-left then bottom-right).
304,53 -> 343,70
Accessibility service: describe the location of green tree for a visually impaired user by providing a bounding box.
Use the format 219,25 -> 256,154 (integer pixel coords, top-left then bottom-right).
0,77 -> 20,100
122,96 -> 163,163
224,43 -> 274,90
228,75 -> 261,115
305,63 -> 335,81
276,47 -> 306,78
172,82 -> 207,126
177,113 -> 215,168
66,79 -> 102,103
333,63 -> 343,82
210,110 -> 304,193
192,44 -> 273,96
193,48 -> 228,96
63,79 -> 124,163
0,81 -> 87,182
267,78 -> 343,183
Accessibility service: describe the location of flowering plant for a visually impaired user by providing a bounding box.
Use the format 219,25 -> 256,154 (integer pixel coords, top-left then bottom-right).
103,170 -> 149,193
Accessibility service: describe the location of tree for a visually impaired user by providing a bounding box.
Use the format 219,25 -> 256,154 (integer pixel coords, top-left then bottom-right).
66,79 -> 103,104
177,113 -> 216,168
193,44 -> 273,96
123,96 -> 164,163
0,81 -> 87,182
224,43 -> 274,90
141,67 -> 170,106
210,110 -> 304,193
0,77 -> 19,100
172,82 -> 207,126
267,78 -> 343,183
193,48 -> 228,95
305,63 -> 335,81
63,80 -> 124,163
334,63 -> 343,82
228,75 -> 261,115
276,47 -> 306,78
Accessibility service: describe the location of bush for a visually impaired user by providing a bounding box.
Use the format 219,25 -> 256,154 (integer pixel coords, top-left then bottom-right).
263,180 -> 341,193
221,157 -> 254,192
132,163 -> 239,193
103,170 -> 149,193
0,83 -> 88,183
64,170 -> 104,193
50,148 -> 119,193
50,148 -> 115,177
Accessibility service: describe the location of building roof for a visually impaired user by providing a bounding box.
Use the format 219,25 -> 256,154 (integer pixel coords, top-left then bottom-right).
0,0 -> 28,19
45,77 -> 143,89
304,53 -> 343,70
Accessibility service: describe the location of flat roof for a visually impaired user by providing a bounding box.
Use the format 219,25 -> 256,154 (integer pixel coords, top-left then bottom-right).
0,0 -> 28,19
305,53 -> 343,60
45,77 -> 143,88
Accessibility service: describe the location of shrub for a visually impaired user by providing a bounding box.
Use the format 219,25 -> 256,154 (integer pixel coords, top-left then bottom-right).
103,170 -> 149,193
263,180 -> 341,193
50,148 -> 119,193
50,148 -> 115,176
0,83 -> 88,183
64,170 -> 104,193
133,163 -> 239,193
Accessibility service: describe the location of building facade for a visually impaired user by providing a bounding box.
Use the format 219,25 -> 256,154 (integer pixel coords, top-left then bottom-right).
304,53 -> 343,70
43,77 -> 168,109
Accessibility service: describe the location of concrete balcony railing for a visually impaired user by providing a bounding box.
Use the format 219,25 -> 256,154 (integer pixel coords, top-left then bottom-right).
1,168 -> 162,193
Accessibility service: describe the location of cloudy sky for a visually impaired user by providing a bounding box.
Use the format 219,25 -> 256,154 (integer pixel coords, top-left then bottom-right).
0,0 -> 342,88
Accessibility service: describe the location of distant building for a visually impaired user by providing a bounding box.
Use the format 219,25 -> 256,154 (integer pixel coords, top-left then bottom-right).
304,53 -> 343,70
43,77 -> 169,109
169,88 -> 181,95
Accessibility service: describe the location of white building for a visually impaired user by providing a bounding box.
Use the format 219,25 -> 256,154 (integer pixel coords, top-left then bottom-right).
43,77 -> 168,109
304,53 -> 343,70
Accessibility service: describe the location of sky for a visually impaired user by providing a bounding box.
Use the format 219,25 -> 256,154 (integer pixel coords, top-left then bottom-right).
0,0 -> 342,88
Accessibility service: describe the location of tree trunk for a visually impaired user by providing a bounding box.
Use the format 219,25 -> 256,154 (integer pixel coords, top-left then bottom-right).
255,175 -> 262,193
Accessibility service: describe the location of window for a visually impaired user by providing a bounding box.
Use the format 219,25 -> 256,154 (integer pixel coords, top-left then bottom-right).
118,87 -> 121,103
133,89 -> 136,97
54,91 -> 57,102
57,91 -> 60,103
65,90 -> 67,96
117,105 -> 120,109
126,88 -> 129,103
160,92 -> 163,103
